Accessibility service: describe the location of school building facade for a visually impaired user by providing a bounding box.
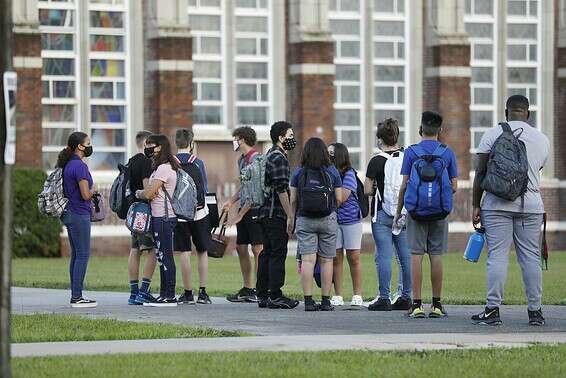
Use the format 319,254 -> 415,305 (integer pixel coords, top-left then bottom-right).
9,0 -> 566,254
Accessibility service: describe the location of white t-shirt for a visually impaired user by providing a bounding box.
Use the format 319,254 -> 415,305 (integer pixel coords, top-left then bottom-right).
477,121 -> 549,214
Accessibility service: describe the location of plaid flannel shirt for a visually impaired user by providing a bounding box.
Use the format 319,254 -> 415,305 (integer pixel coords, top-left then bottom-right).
259,145 -> 290,220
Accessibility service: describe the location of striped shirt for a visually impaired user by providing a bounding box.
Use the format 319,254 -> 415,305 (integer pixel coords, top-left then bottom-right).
337,168 -> 361,225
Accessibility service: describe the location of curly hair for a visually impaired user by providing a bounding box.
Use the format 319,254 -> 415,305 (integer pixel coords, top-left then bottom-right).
232,126 -> 257,147
376,118 -> 400,146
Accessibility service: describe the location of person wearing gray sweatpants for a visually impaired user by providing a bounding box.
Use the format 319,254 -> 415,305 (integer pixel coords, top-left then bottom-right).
471,95 -> 549,326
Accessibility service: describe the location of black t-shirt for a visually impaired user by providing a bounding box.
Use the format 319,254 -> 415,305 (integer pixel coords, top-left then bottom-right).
365,148 -> 402,215
128,153 -> 152,192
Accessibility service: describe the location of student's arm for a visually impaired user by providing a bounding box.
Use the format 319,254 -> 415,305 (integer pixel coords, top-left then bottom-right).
142,178 -> 149,189
78,180 -> 93,201
364,178 -> 375,196
279,191 -> 292,219
451,178 -> 458,193
227,201 -> 251,227
137,179 -> 163,201
222,191 -> 241,213
287,187 -> 297,236
199,160 -> 209,193
472,153 -> 489,225
337,188 -> 350,207
393,175 -> 409,223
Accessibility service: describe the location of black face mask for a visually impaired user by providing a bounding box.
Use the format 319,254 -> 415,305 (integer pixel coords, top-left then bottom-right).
144,146 -> 157,158
82,145 -> 93,157
282,137 -> 297,151
330,156 -> 336,165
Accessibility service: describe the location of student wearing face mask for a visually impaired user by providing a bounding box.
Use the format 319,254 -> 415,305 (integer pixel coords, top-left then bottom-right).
136,134 -> 181,306
256,121 -> 299,309
58,132 -> 97,308
223,126 -> 264,303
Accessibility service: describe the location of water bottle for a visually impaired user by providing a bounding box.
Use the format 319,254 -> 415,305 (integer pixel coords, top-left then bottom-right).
392,213 -> 406,236
463,225 -> 486,263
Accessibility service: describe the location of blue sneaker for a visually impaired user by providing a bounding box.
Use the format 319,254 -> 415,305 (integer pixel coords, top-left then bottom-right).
135,291 -> 157,305
128,294 -> 141,305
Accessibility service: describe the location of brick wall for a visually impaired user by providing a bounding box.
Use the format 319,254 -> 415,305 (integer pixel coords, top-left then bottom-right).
13,32 -> 42,168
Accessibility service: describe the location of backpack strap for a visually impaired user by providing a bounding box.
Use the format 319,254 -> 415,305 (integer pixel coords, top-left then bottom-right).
188,153 -> 198,164
247,151 -> 259,164
409,144 -> 426,158
432,143 -> 448,157
500,122 -> 512,133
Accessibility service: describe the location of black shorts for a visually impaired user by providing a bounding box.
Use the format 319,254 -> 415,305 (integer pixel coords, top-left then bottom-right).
173,215 -> 212,253
236,209 -> 264,246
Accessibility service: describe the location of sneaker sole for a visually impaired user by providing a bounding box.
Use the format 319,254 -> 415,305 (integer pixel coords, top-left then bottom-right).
197,301 -> 212,304
409,313 -> 426,318
368,307 -> 392,311
226,297 -> 246,303
428,313 -> 447,318
144,303 -> 178,307
529,321 -> 545,326
178,301 -> 196,305
70,303 -> 97,308
473,320 -> 503,326
128,301 -> 142,306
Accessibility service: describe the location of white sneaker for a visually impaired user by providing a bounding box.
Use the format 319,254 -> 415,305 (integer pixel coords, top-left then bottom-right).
391,292 -> 402,305
330,296 -> 344,306
350,295 -> 363,306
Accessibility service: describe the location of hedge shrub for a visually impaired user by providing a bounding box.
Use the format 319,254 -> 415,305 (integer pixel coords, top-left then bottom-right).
13,167 -> 61,257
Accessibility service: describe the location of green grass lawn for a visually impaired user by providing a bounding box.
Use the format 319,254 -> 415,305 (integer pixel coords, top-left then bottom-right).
13,253 -> 566,304
12,314 -> 243,343
13,346 -> 566,378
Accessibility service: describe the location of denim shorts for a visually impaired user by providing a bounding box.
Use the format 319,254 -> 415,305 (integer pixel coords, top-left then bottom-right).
296,212 -> 338,259
336,222 -> 363,250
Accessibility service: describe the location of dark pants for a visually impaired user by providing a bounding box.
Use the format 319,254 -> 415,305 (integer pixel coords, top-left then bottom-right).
61,210 -> 91,299
256,217 -> 288,299
152,217 -> 177,298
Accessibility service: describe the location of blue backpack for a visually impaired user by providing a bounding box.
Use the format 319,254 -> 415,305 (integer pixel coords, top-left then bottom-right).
404,144 -> 453,221
126,202 -> 152,234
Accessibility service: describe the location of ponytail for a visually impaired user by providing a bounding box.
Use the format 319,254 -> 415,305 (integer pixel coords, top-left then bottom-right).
56,131 -> 88,168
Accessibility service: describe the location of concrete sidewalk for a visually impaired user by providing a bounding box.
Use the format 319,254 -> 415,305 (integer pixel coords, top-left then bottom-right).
12,332 -> 566,357
11,287 -> 566,337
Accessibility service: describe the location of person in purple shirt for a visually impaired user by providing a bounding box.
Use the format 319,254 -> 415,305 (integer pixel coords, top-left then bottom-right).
58,131 -> 97,308
328,143 -> 363,308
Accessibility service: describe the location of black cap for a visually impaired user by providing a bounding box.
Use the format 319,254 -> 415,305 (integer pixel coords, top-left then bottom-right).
421,111 -> 443,128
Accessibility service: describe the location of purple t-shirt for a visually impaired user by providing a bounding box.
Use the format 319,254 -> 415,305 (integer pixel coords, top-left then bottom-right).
63,154 -> 93,215
400,140 -> 458,179
337,168 -> 361,225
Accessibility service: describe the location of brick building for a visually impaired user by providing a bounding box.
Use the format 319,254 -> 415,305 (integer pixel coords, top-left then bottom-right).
9,0 -> 566,254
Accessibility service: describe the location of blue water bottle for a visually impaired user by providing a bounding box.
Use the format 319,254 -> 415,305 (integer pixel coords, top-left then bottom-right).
463,226 -> 486,263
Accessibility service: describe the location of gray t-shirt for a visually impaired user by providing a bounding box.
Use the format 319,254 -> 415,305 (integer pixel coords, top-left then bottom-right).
477,120 -> 549,214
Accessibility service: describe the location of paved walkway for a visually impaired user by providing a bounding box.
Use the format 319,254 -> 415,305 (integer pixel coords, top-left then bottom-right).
11,287 -> 566,356
12,333 -> 566,357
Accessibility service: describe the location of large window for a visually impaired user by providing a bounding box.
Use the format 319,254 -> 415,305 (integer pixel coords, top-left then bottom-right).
188,0 -> 273,129
39,0 -> 129,170
330,0 -> 363,169
465,0 -> 541,152
329,0 -> 408,170
39,0 -> 80,170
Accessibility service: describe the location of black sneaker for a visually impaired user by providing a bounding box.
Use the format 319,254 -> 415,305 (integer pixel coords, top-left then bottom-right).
472,307 -> 502,325
304,301 -> 320,312
268,296 -> 299,309
226,287 -> 258,303
146,296 -> 178,307
177,292 -> 195,305
320,301 -> 334,312
391,296 -> 412,311
368,298 -> 392,311
70,297 -> 97,308
528,309 -> 545,326
258,297 -> 269,308
197,291 -> 212,304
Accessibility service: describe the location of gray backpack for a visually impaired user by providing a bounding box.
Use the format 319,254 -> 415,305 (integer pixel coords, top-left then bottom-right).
163,168 -> 198,221
239,152 -> 266,208
481,122 -> 529,202
37,168 -> 68,218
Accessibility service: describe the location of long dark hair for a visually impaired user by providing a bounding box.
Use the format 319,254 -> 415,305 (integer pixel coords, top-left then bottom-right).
300,137 -> 331,169
146,134 -> 180,171
56,131 -> 88,168
330,142 -> 352,175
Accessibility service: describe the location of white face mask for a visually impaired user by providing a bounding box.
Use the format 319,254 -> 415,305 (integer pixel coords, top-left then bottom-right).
232,140 -> 240,152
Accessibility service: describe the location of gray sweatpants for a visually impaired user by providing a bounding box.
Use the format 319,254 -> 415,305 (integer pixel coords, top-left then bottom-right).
481,210 -> 543,311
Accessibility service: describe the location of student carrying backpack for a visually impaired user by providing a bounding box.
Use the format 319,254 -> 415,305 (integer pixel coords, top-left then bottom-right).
289,137 -> 343,312
403,143 -> 453,221
38,168 -> 68,218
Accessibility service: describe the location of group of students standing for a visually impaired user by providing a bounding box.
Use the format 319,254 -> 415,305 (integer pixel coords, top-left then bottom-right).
57,94 -> 549,325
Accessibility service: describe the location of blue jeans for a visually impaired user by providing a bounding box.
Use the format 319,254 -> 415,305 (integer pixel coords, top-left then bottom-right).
372,210 -> 412,299
61,210 -> 91,299
152,217 -> 177,298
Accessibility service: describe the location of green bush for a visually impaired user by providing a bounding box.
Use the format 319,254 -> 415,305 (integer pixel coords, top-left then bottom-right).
13,167 -> 61,257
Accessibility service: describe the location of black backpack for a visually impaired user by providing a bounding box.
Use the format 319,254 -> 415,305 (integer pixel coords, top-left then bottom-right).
481,123 -> 529,202
352,169 -> 369,219
178,154 -> 206,210
109,162 -> 134,220
298,168 -> 335,218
